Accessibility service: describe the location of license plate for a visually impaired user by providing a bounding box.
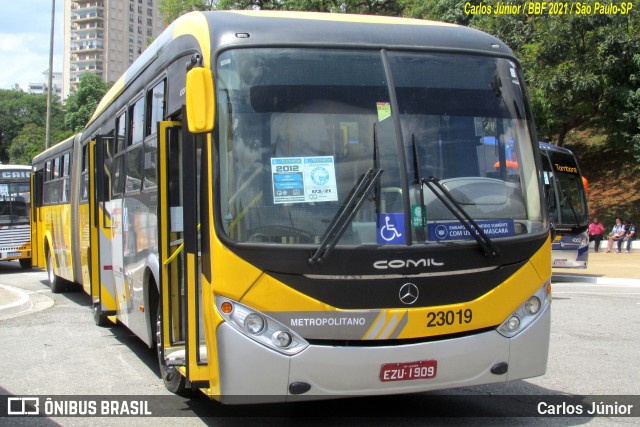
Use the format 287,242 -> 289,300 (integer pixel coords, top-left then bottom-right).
8,252 -> 21,257
379,359 -> 437,382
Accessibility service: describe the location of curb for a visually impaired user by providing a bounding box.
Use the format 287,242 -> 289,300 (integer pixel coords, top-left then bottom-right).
0,283 -> 33,318
552,274 -> 640,285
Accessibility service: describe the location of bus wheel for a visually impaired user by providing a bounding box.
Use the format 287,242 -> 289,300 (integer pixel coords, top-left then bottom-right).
93,302 -> 109,327
19,258 -> 32,269
46,249 -> 64,293
156,304 -> 186,394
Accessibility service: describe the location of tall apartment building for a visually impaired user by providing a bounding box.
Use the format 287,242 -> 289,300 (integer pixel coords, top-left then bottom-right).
62,0 -> 166,99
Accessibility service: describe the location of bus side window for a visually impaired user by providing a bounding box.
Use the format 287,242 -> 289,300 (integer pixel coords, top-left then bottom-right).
81,144 -> 89,202
50,156 -> 61,204
43,161 -> 52,205
113,112 -> 127,196
144,139 -> 157,189
125,146 -> 143,193
62,153 -> 70,203
146,79 -> 165,136
130,97 -> 144,146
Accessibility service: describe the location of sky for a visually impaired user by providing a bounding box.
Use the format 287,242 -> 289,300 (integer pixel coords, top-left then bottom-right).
0,1 -> 65,91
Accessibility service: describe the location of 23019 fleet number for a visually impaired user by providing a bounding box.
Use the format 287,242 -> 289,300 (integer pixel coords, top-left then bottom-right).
427,309 -> 473,327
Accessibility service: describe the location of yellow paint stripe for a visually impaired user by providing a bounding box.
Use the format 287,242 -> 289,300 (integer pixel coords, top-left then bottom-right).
377,311 -> 400,339
363,311 -> 386,340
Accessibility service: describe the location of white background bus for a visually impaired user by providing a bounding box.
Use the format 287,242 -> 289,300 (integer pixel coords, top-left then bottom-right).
0,164 -> 32,269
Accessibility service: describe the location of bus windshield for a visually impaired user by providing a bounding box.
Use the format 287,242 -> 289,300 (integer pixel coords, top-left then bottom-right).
541,147 -> 588,228
0,181 -> 30,226
217,48 -> 543,246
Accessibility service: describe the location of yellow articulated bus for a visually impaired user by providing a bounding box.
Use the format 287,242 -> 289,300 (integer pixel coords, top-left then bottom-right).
31,11 -> 552,403
0,164 -> 32,269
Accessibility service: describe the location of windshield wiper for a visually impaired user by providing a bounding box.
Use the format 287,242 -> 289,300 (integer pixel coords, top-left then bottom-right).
308,168 -> 382,264
422,176 -> 501,258
411,134 -> 426,241
559,189 -> 581,226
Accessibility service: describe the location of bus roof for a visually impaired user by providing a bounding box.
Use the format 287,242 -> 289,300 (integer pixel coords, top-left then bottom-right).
539,142 -> 577,156
86,10 -> 516,130
207,10 -> 512,54
0,164 -> 31,174
32,134 -> 79,165
0,164 -> 31,171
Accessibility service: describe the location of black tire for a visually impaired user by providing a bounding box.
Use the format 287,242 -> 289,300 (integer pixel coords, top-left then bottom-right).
157,304 -> 186,394
46,248 -> 64,293
93,302 -> 110,327
19,258 -> 32,269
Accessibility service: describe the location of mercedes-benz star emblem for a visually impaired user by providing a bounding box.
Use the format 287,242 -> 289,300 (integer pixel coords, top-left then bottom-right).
399,283 -> 419,305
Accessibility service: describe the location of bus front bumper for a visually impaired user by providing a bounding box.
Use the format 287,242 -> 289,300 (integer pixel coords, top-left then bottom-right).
216,304 -> 550,404
0,249 -> 30,261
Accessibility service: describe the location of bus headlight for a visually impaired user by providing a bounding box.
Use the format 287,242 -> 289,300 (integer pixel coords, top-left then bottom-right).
579,235 -> 589,249
244,313 -> 265,334
524,296 -> 541,315
215,296 -> 308,355
272,331 -> 293,348
498,283 -> 550,338
506,316 -> 520,331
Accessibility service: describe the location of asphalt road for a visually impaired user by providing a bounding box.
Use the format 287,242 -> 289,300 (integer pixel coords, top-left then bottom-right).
0,262 -> 638,426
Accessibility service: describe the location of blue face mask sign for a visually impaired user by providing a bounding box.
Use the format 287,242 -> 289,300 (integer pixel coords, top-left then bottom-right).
428,220 -> 515,241
377,213 -> 405,244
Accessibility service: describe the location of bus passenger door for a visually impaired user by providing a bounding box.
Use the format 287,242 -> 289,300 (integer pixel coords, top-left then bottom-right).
31,169 -> 44,268
90,136 -> 117,325
158,121 -> 208,388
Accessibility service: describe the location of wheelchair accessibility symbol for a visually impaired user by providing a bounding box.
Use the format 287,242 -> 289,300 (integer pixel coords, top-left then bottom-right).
377,213 -> 405,244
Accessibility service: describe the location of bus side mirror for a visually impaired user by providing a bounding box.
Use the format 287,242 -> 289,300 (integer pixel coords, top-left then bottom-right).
186,67 -> 215,134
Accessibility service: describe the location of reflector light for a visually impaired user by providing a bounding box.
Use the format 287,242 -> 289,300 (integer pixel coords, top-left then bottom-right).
221,301 -> 233,314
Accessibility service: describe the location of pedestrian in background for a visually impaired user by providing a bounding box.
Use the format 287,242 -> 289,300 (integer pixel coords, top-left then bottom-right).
605,217 -> 626,253
619,219 -> 636,253
588,216 -> 605,252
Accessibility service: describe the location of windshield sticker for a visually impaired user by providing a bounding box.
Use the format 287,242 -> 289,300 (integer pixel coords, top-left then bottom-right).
377,213 -> 406,244
411,204 -> 427,228
376,102 -> 391,121
428,220 -> 515,241
271,156 -> 338,204
509,64 -> 520,85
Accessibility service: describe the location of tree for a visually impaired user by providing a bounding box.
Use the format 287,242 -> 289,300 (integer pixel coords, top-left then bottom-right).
467,8 -> 640,148
8,124 -> 45,165
0,88 -> 66,163
160,0 -> 403,19
160,0 -> 217,24
64,73 -> 110,132
523,15 -> 639,146
401,0 -> 472,25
